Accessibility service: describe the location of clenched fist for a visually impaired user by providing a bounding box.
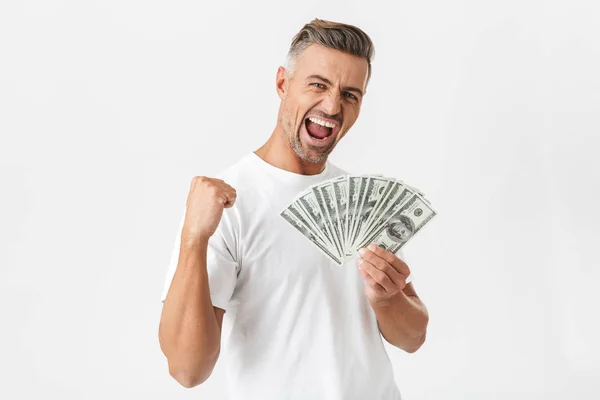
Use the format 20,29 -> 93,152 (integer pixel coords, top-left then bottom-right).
181,176 -> 237,245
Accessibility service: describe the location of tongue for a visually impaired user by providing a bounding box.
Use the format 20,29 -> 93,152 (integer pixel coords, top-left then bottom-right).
306,120 -> 331,139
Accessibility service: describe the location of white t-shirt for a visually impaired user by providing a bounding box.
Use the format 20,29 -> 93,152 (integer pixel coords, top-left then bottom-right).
161,152 -> 405,400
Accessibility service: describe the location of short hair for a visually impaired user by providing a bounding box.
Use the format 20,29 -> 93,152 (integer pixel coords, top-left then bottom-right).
285,18 -> 375,84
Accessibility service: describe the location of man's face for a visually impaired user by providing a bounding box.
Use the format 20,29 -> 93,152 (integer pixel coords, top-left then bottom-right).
277,44 -> 369,163
391,222 -> 411,241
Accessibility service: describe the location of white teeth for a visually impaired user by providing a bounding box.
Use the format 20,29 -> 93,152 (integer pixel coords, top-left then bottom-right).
309,117 -> 336,129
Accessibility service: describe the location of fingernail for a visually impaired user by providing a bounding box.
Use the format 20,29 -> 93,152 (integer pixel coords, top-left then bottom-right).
367,244 -> 376,251
358,248 -> 366,256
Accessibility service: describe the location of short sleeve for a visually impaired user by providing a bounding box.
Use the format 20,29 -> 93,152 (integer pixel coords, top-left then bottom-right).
160,206 -> 240,311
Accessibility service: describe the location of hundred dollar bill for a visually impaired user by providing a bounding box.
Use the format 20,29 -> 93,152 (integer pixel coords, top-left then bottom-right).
392,178 -> 425,197
359,180 -> 401,237
347,176 -> 369,251
285,201 -> 336,252
355,184 -> 415,250
356,178 -> 396,243
359,178 -> 421,242
346,176 -> 362,250
312,182 -> 345,259
319,182 -> 346,254
281,208 -> 343,265
331,177 -> 351,256
389,177 -> 431,204
349,176 -> 391,250
296,189 -> 343,259
359,193 -> 436,253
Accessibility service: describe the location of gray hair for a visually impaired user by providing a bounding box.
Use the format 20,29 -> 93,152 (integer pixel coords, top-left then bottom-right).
285,18 -> 375,84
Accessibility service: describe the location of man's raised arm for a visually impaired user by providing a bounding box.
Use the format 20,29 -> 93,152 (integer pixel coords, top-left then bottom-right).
158,177 -> 237,388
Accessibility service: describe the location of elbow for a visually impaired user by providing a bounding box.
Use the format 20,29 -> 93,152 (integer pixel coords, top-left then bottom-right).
404,333 -> 427,354
164,346 -> 221,389
169,360 -> 216,388
170,367 -> 209,388
403,330 -> 427,354
159,329 -> 221,388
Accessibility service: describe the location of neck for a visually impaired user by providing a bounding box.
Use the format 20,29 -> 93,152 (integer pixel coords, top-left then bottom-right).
255,125 -> 327,176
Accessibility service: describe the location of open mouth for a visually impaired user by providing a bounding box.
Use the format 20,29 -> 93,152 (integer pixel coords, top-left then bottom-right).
304,116 -> 337,141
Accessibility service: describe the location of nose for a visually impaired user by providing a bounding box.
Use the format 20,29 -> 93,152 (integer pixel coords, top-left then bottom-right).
320,91 -> 342,117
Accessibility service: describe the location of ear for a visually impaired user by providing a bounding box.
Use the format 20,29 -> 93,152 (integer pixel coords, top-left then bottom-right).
276,66 -> 288,100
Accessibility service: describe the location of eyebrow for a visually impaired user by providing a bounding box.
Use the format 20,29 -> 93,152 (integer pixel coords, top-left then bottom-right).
306,74 -> 364,97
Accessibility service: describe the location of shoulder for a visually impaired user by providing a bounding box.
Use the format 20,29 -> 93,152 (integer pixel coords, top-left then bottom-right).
212,153 -> 257,187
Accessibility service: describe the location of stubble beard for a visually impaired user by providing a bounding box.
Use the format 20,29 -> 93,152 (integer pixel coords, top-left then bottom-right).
283,110 -> 336,164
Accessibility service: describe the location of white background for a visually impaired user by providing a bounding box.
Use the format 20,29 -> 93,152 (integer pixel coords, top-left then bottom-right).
1,0 -> 599,399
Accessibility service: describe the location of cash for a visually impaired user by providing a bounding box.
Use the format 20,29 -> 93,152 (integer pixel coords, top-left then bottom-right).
280,175 -> 437,266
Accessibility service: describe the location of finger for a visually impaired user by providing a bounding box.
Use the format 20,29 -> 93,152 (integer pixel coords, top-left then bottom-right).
359,248 -> 405,288
358,258 -> 396,292
219,181 -> 235,193
210,184 -> 235,207
366,244 -> 410,276
358,262 -> 385,291
223,190 -> 237,208
216,183 -> 236,207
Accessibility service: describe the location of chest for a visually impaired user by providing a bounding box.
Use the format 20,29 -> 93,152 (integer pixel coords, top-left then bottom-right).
232,187 -> 361,292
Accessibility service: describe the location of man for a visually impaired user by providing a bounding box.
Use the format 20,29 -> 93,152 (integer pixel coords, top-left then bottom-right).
388,216 -> 415,244
159,18 -> 429,400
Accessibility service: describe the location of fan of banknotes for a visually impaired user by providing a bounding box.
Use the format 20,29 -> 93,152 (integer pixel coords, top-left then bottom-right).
280,175 -> 437,266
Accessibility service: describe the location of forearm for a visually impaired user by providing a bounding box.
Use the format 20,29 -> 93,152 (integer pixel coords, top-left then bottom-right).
159,239 -> 221,384
371,291 -> 429,353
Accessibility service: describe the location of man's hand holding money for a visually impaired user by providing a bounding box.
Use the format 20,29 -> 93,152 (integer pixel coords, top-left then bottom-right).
357,243 -> 411,305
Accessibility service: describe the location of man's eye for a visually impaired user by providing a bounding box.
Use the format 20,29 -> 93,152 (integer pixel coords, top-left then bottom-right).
344,92 -> 357,101
312,83 -> 326,89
